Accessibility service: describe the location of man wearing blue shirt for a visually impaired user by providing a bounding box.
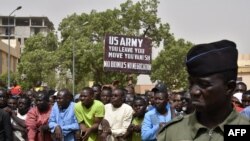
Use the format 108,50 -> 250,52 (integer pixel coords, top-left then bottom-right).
49,89 -> 79,141
141,90 -> 175,141
241,106 -> 250,119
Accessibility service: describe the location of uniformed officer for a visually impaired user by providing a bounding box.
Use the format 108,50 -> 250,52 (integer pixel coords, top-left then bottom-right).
157,40 -> 250,141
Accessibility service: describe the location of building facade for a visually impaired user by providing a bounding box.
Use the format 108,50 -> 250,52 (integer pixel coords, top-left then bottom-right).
0,16 -> 54,49
0,16 -> 54,75
238,54 -> 250,89
0,39 -> 20,74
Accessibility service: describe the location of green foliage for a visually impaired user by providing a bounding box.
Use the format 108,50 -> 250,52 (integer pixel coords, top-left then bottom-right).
0,72 -> 18,88
151,39 -> 193,90
57,0 -> 173,90
16,0 -> 193,92
18,33 -> 58,89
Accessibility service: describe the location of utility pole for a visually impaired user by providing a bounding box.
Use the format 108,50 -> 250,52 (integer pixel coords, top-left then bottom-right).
7,6 -> 22,89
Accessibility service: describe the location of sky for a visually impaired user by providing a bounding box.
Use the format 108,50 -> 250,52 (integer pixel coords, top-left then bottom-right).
1,0 -> 250,84
1,0 -> 250,54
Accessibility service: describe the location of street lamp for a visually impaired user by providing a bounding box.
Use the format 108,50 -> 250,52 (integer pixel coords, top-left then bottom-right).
72,21 -> 88,95
72,39 -> 75,95
8,6 -> 22,89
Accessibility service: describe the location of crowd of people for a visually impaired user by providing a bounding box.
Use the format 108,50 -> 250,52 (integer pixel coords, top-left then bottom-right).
0,39 -> 250,141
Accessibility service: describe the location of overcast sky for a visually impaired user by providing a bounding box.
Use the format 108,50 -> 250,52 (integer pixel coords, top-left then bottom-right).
1,0 -> 250,85
1,0 -> 249,53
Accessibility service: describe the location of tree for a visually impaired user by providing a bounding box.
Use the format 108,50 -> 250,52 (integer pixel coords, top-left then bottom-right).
151,39 -> 193,90
0,72 -> 18,89
58,0 -> 173,90
18,33 -> 58,89
17,0 -> 193,91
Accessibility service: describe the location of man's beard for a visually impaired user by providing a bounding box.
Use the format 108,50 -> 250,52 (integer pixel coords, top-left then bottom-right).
37,103 -> 49,112
0,103 -> 7,109
18,108 -> 29,115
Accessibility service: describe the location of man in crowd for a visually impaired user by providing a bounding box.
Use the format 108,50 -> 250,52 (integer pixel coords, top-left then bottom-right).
125,93 -> 135,107
235,81 -> 247,94
181,92 -> 195,115
99,88 -> 133,141
232,81 -> 247,111
0,108 -> 12,141
241,90 -> 250,119
92,84 -> 102,100
10,80 -> 22,97
49,88 -> 79,141
125,85 -> 135,95
34,81 -> 43,92
158,40 -> 250,140
100,87 -> 112,105
171,91 -> 185,116
74,87 -> 104,141
0,89 -> 8,110
49,95 -> 56,106
74,94 -> 80,103
11,95 -> 31,141
231,95 -> 244,112
7,97 -> 17,111
141,90 -> 174,141
145,90 -> 155,111
124,97 -> 147,141
25,90 -> 36,107
25,91 -> 52,141
241,90 -> 250,108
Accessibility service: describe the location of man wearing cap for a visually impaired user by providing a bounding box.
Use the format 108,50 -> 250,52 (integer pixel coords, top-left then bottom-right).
157,40 -> 250,141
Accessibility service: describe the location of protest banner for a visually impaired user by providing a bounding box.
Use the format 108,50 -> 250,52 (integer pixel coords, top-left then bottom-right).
104,34 -> 152,74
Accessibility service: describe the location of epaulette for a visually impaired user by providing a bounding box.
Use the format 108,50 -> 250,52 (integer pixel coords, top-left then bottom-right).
158,115 -> 184,133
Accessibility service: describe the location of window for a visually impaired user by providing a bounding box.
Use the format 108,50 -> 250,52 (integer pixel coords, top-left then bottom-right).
18,38 -> 21,44
31,18 -> 43,26
34,28 -> 40,34
16,18 -> 29,26
2,17 -> 14,25
5,27 -> 14,35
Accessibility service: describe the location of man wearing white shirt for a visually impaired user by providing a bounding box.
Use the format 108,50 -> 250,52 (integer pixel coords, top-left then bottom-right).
100,88 -> 133,141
